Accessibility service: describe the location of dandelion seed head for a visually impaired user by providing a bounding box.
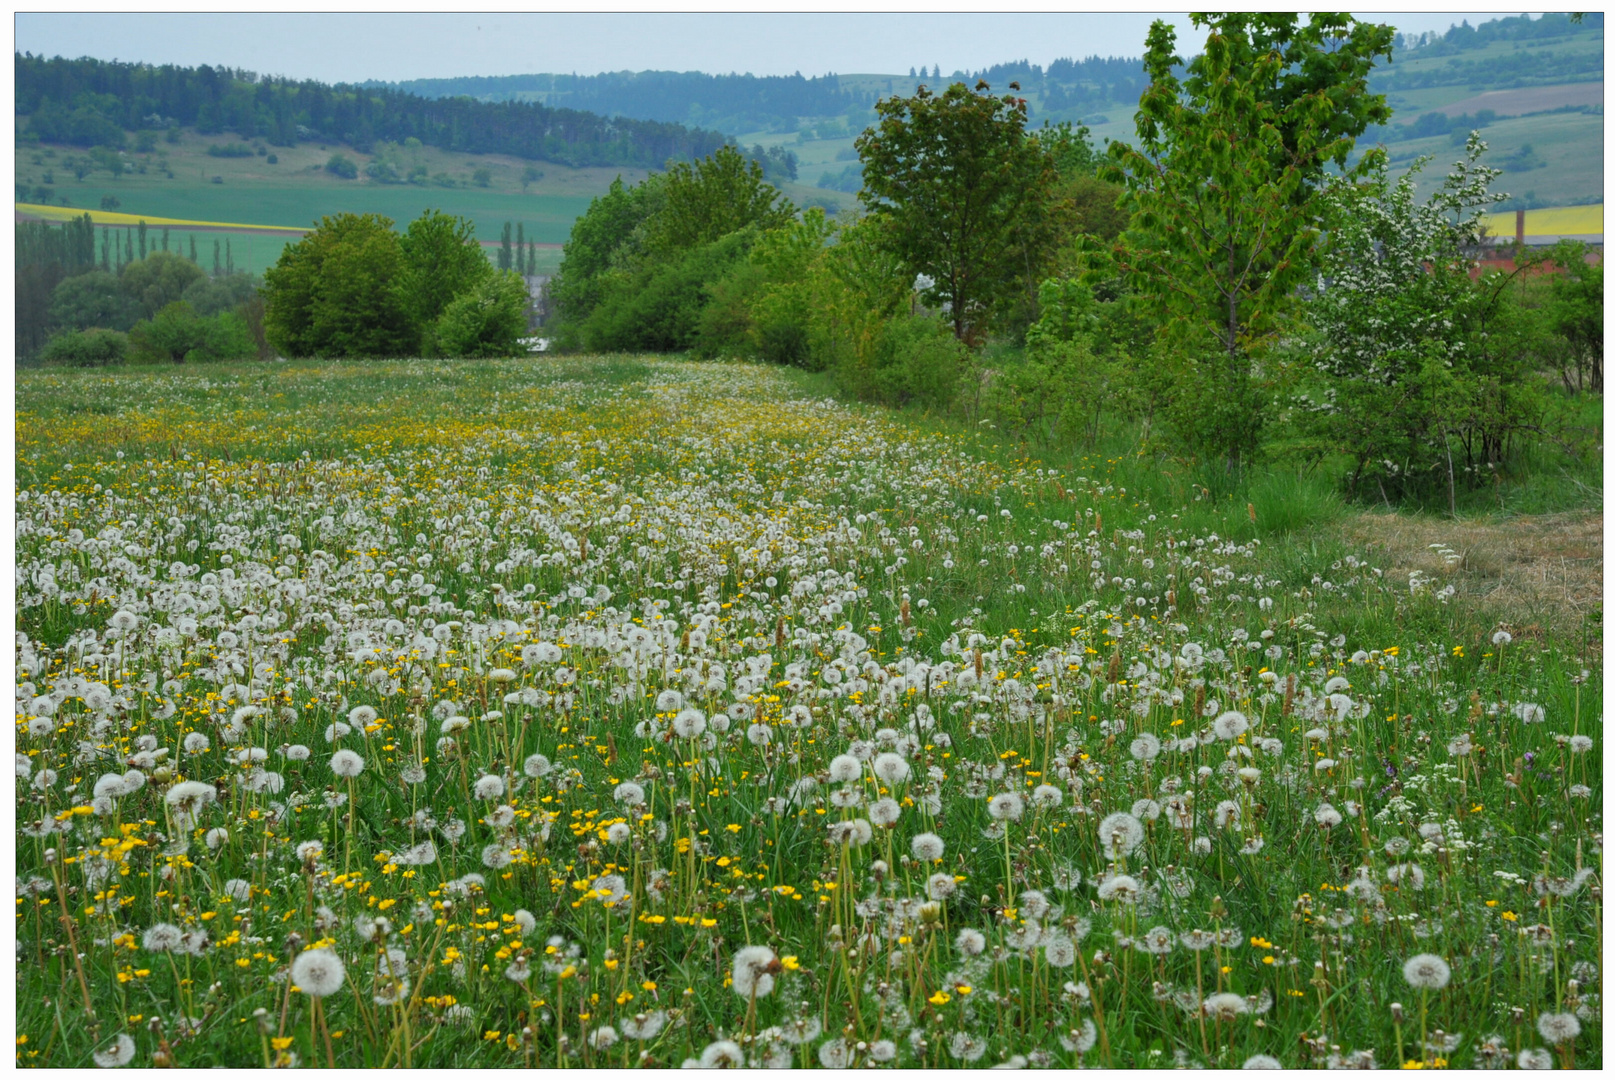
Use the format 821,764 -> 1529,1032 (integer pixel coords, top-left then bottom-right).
1402,953 -> 1451,990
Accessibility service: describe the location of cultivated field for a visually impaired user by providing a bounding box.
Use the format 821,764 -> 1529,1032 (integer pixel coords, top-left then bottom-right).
13,358 -> 1601,1068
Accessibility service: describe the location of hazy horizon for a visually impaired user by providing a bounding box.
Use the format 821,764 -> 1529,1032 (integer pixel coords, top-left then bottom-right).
15,12 -> 1512,85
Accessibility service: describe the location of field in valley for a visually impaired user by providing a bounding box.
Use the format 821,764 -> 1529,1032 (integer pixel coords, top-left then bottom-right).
12,356 -> 1601,1069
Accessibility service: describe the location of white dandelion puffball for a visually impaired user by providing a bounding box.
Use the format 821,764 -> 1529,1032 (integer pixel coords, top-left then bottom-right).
523,753 -> 553,778
872,751 -> 910,785
143,922 -> 183,952
956,928 -> 987,956
1314,803 -> 1344,828
1243,1054 -> 1283,1069
1491,630 -> 1512,646
671,708 -> 706,738
164,779 -> 217,810
1402,953 -> 1451,990
1213,710 -> 1250,741
988,791 -> 1025,821
330,749 -> 365,778
869,797 -> 902,827
700,1040 -> 745,1068
927,872 -> 957,900
1097,811 -> 1146,857
93,1033 -> 136,1068
731,944 -> 777,999
1044,935 -> 1077,967
1203,992 -> 1248,1019
1517,1048 -> 1553,1070
911,832 -> 945,861
1537,1011 -> 1581,1044
613,781 -> 645,806
347,704 -> 378,726
1095,873 -> 1141,903
655,689 -> 683,712
828,754 -> 861,783
472,774 -> 505,800
1129,733 -> 1161,761
291,947 -> 347,997
1031,783 -> 1063,809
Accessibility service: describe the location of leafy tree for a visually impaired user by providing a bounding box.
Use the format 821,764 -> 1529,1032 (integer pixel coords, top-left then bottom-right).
551,176 -> 666,333
644,145 -> 795,255
856,80 -> 1062,343
1035,121 -> 1100,177
120,251 -> 206,317
262,213 -> 416,358
435,271 -> 530,357
1541,240 -> 1603,393
325,154 -> 358,179
181,271 -> 258,317
399,210 -> 492,333
49,269 -> 141,332
1100,13 -> 1393,468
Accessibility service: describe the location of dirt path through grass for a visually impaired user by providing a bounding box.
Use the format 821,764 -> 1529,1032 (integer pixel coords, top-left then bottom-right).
1342,509 -> 1602,643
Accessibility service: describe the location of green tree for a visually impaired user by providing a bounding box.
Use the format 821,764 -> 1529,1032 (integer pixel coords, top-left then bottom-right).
325,154 -> 358,179
498,222 -> 514,271
644,144 -> 794,255
435,271 -> 530,357
129,301 -> 206,363
551,176 -> 666,333
120,251 -> 206,317
1542,240 -> 1602,393
1100,13 -> 1394,468
399,210 -> 492,336
855,80 -> 1062,342
48,270 -> 141,332
181,271 -> 258,317
262,213 -> 417,358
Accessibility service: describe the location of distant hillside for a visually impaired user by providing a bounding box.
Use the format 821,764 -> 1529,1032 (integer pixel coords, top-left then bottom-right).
14,53 -> 729,169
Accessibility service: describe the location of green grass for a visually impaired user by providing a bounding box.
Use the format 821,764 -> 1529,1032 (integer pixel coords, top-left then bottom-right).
19,128 -> 625,247
10,347 -> 1601,1065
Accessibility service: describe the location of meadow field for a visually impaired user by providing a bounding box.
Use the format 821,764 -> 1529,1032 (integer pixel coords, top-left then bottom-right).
13,357 -> 1601,1069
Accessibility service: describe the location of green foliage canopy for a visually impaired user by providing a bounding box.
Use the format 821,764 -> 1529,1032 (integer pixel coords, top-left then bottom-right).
262,213 -> 416,358
1100,13 -> 1394,467
856,80 -> 1062,343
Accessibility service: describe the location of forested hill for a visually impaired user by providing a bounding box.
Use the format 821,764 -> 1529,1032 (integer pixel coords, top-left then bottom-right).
13,53 -> 730,169
374,12 -> 1603,138
373,71 -> 864,134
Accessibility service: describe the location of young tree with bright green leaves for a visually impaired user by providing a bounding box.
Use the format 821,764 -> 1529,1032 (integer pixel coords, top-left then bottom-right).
645,144 -> 795,255
435,271 -> 531,358
262,213 -> 416,359
856,80 -> 1063,343
1100,13 -> 1394,469
400,210 -> 492,333
550,175 -> 666,336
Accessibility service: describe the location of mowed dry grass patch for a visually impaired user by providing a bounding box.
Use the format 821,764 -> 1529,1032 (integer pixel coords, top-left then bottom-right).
1343,509 -> 1603,643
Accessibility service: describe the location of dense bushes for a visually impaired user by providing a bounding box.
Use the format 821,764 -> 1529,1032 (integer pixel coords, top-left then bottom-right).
435,272 -> 531,358
262,210 -> 528,358
39,327 -> 128,366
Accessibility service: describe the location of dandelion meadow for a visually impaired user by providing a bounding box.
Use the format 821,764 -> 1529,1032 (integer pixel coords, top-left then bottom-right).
14,357 -> 1601,1068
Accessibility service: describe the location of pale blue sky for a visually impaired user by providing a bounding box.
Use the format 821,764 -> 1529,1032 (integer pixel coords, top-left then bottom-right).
14,12 -> 1509,84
